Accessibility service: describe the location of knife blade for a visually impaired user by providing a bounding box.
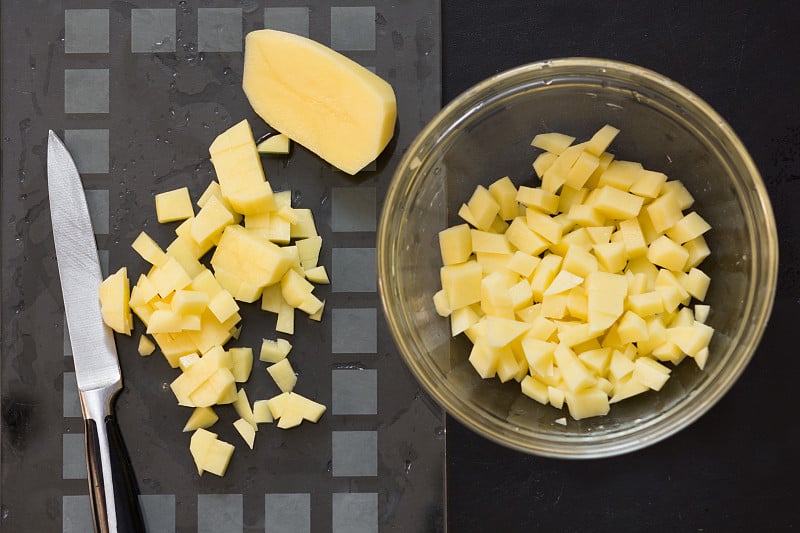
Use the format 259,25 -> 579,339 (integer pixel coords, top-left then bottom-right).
48,131 -> 145,533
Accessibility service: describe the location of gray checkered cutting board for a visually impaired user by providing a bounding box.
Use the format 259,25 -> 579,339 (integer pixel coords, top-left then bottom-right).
0,1 -> 443,531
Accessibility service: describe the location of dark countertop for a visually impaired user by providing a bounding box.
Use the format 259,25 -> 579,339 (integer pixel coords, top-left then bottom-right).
443,1 -> 800,531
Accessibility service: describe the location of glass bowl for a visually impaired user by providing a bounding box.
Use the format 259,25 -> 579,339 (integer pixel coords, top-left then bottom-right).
377,58 -> 778,458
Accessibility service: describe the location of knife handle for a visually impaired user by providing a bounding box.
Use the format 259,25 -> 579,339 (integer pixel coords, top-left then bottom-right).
82,387 -> 146,533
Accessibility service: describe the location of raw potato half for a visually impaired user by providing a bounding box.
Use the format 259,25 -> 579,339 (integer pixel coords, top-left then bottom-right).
243,30 -> 397,174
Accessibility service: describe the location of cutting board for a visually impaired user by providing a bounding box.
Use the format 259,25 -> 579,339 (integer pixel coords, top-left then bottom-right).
0,1 -> 443,531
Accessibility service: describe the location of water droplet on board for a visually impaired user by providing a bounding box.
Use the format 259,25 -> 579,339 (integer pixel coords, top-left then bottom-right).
434,426 -> 445,438
404,460 -> 413,474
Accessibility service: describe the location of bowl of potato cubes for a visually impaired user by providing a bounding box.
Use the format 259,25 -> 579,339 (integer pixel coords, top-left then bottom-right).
377,58 -> 778,458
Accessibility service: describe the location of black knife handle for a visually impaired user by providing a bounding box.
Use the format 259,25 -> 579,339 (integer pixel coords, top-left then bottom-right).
82,388 -> 146,533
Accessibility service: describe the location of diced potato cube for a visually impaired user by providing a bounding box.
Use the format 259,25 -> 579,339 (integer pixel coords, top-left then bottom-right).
532,152 -> 558,178
609,375 -> 649,403
172,290 -> 209,315
647,236 -> 689,272
544,270 -> 583,296
486,316 -> 531,348
201,438 -> 235,477
451,305 -> 482,336
289,208 -> 318,238
507,251 -> 541,278
661,180 -> 695,210
540,292 -> 569,319
183,406 -> 219,432
553,344 -> 596,392
566,286 -> 589,321
132,231 -> 169,267
468,340 -> 498,379
207,290 -> 240,323
577,347 -> 612,375
564,151 -> 600,190
505,217 -> 550,256
548,385 -> 566,409
695,304 -> 710,323
440,260 -> 482,310
562,245 -> 598,278
683,235 -> 711,270
646,193 -> 683,234
567,204 -> 605,227
178,353 -> 200,372
229,347 -> 253,382
593,242 -> 627,273
211,225 -> 294,295
267,358 -> 297,393
266,391 -> 291,419
618,218 -> 647,259
630,169 -> 667,199
585,225 -> 613,245
531,132 -> 575,154
520,375 -> 549,404
694,347 -> 709,370
233,418 -> 256,449
666,212 -> 711,244
565,387 -> 610,420
633,357 -> 671,391
608,350 -> 635,382
257,133 -> 291,154
667,321 -> 714,357
275,299 -> 295,335
592,186 -> 644,220
542,144 -> 584,193
149,257 -> 192,298
189,428 -> 218,475
155,187 -> 194,223
516,187 -> 559,214
438,224 -> 472,265
99,267 -> 133,335
598,161 -> 642,191
191,195 -> 235,245
489,176 -> 519,221
526,208 -> 563,243
680,268 -> 711,301
457,203 -> 480,228
627,291 -> 664,317
146,309 -> 183,334
467,185 -> 500,231
585,125 -> 619,156
508,280 -> 534,310
617,311 -> 649,344
296,236 -> 322,270
233,388 -> 258,429
189,367 -> 237,407
252,400 -> 274,423
558,323 -> 603,347
137,334 -> 156,356
471,230 -> 513,254
259,337 -> 292,363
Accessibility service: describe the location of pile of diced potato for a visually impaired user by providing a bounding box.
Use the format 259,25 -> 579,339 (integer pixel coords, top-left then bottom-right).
434,125 -> 714,421
99,119 -> 328,476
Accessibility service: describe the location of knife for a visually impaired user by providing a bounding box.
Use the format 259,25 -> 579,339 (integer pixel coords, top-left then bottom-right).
48,131 -> 146,533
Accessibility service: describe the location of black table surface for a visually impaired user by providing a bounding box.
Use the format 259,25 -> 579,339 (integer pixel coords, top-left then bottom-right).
442,1 -> 799,531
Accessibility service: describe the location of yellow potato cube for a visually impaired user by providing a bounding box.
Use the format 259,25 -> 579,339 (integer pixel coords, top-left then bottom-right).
440,260 -> 482,310
567,204 -> 605,227
694,347 -> 709,370
266,391 -> 291,419
280,269 -> 315,308
451,305 -> 482,336
303,266 -> 328,285
471,230 -> 513,254
259,338 -> 292,363
646,193 -> 683,234
508,280 -> 534,310
201,438 -> 235,477
99,267 -> 133,335
531,132 -> 575,154
190,268 -> 223,297
488,176 -> 519,220
504,217 -> 550,256
593,242 -> 627,273
630,169 -> 667,199
252,400 -> 274,423
155,187 -> 194,223
438,224 -> 472,265
132,231 -> 169,267
265,213 -> 290,244
229,347 -> 253,383
275,393 -> 305,429
130,274 -> 158,307
627,291 -> 664,317
189,428 -> 218,475
186,310 -> 239,354
544,270 -> 583,296
541,144 -> 584,193
667,321 -> 714,357
296,236 -> 322,270
467,185 -> 501,231
474,252 -> 512,275
695,304 -> 710,323
565,387 -> 610,420
207,290 -> 240,323
592,186 -> 644,220
554,344 -> 596,392
486,316 -> 531,348
541,292 -> 569,319
172,290 -> 209,315
232,388 -> 258,430
666,212 -> 711,244
165,236 -> 205,277
267,358 -> 297,393
548,386 -> 566,409
661,180 -> 695,210
290,208 -> 318,238
564,151 -> 600,190
296,293 -> 324,316
209,120 -> 274,215
632,357 -> 671,391
562,245 -> 598,278
256,133 -> 291,154
557,186 -> 588,215
211,225 -> 294,292
507,251 -> 540,278
178,353 -> 200,372
153,332 -> 197,368
683,235 -> 711,270
608,350 -> 635,382
532,151 -> 558,178
558,323 -> 603,347
183,406 -> 219,432
577,347 -> 612,375
609,375 -> 649,403
585,226 -> 613,246
597,161 -> 642,191
521,338 -> 556,376
146,309 -> 183,334
617,311 -> 649,344
276,299 -> 295,334
188,367 -> 237,407
191,195 -> 234,245
149,257 -> 192,298
647,236 -> 689,271
137,335 -> 156,356
530,253 -> 563,301
457,203 -> 480,228
566,286 -> 589,321
520,375 -> 549,405
526,208 -> 563,243
468,340 -> 498,379
516,186 -> 559,214
584,124 -> 619,156
233,418 -> 256,449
